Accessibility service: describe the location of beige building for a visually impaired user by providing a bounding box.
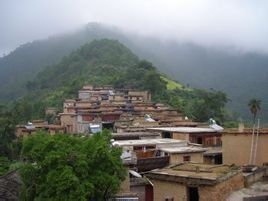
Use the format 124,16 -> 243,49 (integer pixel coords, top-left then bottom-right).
146,163 -> 244,201
114,138 -> 206,172
222,128 -> 268,166
158,146 -> 206,165
148,127 -> 223,164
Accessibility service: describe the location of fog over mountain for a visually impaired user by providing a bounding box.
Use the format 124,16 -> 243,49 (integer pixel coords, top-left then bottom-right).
0,23 -> 267,123
1,1 -> 268,123
1,0 -> 268,55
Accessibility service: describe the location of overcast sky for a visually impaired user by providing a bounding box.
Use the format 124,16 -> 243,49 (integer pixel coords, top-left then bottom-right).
1,0 -> 268,56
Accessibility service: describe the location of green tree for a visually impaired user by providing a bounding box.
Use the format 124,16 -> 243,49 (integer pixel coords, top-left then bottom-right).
19,130 -> 126,201
248,98 -> 261,123
0,106 -> 16,158
0,156 -> 11,176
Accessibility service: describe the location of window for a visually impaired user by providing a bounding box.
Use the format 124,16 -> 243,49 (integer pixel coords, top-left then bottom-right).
165,197 -> 174,201
205,138 -> 213,146
197,137 -> 202,144
183,155 -> 191,162
163,132 -> 172,138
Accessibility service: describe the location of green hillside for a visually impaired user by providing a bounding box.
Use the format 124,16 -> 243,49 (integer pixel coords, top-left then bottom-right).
0,39 -> 229,164
9,39 -> 228,125
0,23 -> 266,123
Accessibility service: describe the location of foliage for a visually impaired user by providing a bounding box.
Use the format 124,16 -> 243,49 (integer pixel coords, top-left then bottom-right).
163,88 -> 228,123
1,23 -> 267,122
160,76 -> 185,91
19,130 -> 126,201
1,39 -> 229,126
0,156 -> 11,176
248,98 -> 261,123
0,104 -> 17,158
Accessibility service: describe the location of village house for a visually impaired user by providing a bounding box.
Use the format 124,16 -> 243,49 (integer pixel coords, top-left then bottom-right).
60,85 -> 156,134
147,127 -> 223,164
59,85 -> 198,135
145,163 -> 244,201
112,132 -> 160,140
113,138 -> 207,172
16,120 -> 64,138
222,128 -> 268,166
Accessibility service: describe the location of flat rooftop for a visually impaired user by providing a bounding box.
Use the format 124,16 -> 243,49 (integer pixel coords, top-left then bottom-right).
146,163 -> 241,185
223,128 -> 268,135
113,138 -> 187,147
159,146 -> 207,154
112,132 -> 160,137
147,127 -> 221,133
227,181 -> 268,201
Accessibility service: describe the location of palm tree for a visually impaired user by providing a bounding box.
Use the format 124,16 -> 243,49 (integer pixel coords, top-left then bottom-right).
248,98 -> 261,124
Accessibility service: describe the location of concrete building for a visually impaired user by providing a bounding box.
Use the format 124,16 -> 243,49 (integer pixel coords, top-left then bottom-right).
146,163 -> 244,201
222,128 -> 268,166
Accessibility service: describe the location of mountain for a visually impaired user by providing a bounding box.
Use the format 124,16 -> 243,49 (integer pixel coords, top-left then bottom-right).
10,39 -> 227,125
0,23 -> 126,100
0,23 -> 267,122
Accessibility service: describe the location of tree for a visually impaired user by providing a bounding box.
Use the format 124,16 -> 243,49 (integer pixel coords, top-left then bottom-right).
0,106 -> 16,158
19,130 -> 126,201
248,98 -> 261,123
0,156 -> 10,176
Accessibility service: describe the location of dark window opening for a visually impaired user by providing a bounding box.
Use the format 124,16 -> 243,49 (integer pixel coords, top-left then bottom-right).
163,132 -> 172,138
183,155 -> 191,162
102,122 -> 114,131
188,187 -> 199,201
214,155 -> 222,164
197,137 -> 203,145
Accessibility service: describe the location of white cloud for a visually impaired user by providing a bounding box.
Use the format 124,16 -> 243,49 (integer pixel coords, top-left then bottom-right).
1,0 -> 268,55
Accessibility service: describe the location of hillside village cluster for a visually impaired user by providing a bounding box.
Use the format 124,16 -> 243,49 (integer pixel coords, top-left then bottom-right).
16,85 -> 268,201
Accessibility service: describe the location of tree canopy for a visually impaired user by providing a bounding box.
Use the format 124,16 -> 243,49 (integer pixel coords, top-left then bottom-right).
19,130 -> 126,201
248,98 -> 261,123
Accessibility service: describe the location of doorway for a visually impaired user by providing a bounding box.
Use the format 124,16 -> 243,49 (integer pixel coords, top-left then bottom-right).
188,187 -> 199,201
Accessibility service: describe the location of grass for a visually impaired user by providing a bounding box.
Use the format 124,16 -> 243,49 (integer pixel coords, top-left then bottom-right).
160,76 -> 191,91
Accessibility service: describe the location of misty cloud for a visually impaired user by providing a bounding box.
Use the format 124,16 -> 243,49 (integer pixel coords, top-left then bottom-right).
1,0 -> 268,55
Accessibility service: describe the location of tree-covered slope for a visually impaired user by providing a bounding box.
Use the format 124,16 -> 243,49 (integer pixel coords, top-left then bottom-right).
0,23 -> 267,122
0,23 -> 126,100
0,39 -> 229,163
12,39 -> 227,124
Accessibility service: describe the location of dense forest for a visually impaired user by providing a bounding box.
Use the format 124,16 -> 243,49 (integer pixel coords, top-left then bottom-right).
0,23 -> 267,122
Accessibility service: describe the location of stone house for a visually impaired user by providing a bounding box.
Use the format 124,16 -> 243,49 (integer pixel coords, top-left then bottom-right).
113,139 -> 206,172
147,127 -> 223,164
145,163 -> 244,201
